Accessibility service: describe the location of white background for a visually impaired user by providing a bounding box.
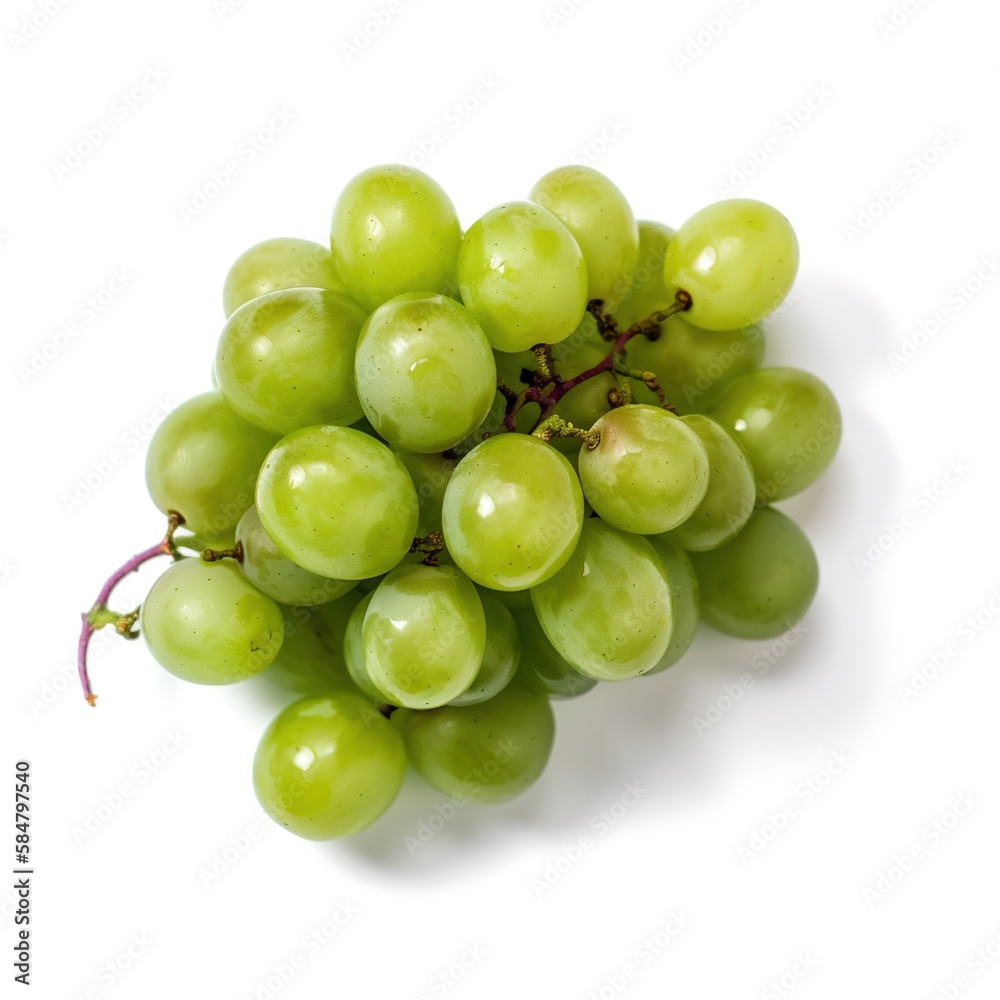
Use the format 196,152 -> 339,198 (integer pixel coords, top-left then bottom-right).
4,0 -> 1000,996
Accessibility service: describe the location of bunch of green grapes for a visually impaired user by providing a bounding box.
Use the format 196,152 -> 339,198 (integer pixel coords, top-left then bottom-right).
80,163 -> 840,842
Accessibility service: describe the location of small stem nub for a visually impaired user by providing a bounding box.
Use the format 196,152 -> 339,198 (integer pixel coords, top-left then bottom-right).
410,531 -> 446,566
532,415 -> 601,450
202,540 -> 244,563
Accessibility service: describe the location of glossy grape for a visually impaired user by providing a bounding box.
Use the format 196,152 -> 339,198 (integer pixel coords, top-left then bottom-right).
222,237 -> 347,317
363,564 -> 485,709
253,692 -> 406,839
391,448 -> 457,536
457,201 -> 588,353
145,391 -> 277,542
663,199 -> 799,330
645,538 -> 700,673
343,593 -> 384,702
141,557 -> 284,684
355,293 -> 496,452
442,434 -> 584,591
709,366 -> 842,503
531,519 -> 673,680
215,288 -> 367,435
690,506 -> 819,639
329,164 -> 461,311
450,594 -> 520,706
513,608 -> 598,699
578,404 -> 710,534
399,683 -> 555,804
256,425 -> 419,580
529,165 -> 639,306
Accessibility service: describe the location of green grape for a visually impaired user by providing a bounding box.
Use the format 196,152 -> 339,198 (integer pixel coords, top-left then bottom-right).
709,367 -> 842,503
487,586 -> 534,613
529,165 -> 639,306
450,594 -> 520,706
612,220 -> 677,328
253,691 -> 406,840
625,315 -> 765,413
222,237 -> 347,317
660,415 -> 756,551
145,391 -> 277,542
235,504 -> 356,606
578,404 -> 710,534
398,683 -> 555,804
215,288 -> 367,435
141,557 -> 283,684
343,592 -> 384,702
329,164 -> 461,311
662,198 -> 799,330
262,597 -> 362,694
644,539 -> 700,673
256,425 -> 419,580
363,564 -> 485,709
689,506 -> 818,639
530,519 -> 673,680
442,434 -> 584,591
513,608 -> 598,699
355,293 -> 496,453
457,201 -> 588,353
391,449 -> 457,535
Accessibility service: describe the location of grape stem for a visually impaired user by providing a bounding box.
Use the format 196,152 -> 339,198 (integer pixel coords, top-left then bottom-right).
77,511 -> 185,707
409,531 -> 445,566
501,290 -> 691,432
202,541 -> 244,563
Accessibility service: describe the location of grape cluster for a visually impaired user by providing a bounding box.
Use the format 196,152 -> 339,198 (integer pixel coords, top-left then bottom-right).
86,164 -> 841,842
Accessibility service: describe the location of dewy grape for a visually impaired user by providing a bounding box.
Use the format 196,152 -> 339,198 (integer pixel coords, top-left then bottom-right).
78,162 -> 840,840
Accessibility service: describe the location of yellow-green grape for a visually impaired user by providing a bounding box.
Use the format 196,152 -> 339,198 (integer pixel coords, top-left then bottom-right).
145,391 -> 277,543
355,293 -> 496,453
262,597 -> 362,694
663,199 -> 798,330
141,557 -> 283,684
235,504 -> 356,606
578,404 -> 710,534
255,425 -> 419,580
398,683 -> 555,804
450,594 -> 520,706
442,434 -> 584,591
363,565 -> 485,709
644,539 -> 700,673
709,367 -> 842,503
215,288 -> 367,435
611,220 -> 677,328
329,164 -> 461,312
530,519 -> 673,680
222,237 -> 348,317
513,608 -> 598,699
660,415 -> 756,551
690,507 -> 818,639
343,592 -> 385,703
529,165 -> 639,306
253,692 -> 406,840
457,201 -> 588,352
626,315 -> 765,414
391,449 -> 457,535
